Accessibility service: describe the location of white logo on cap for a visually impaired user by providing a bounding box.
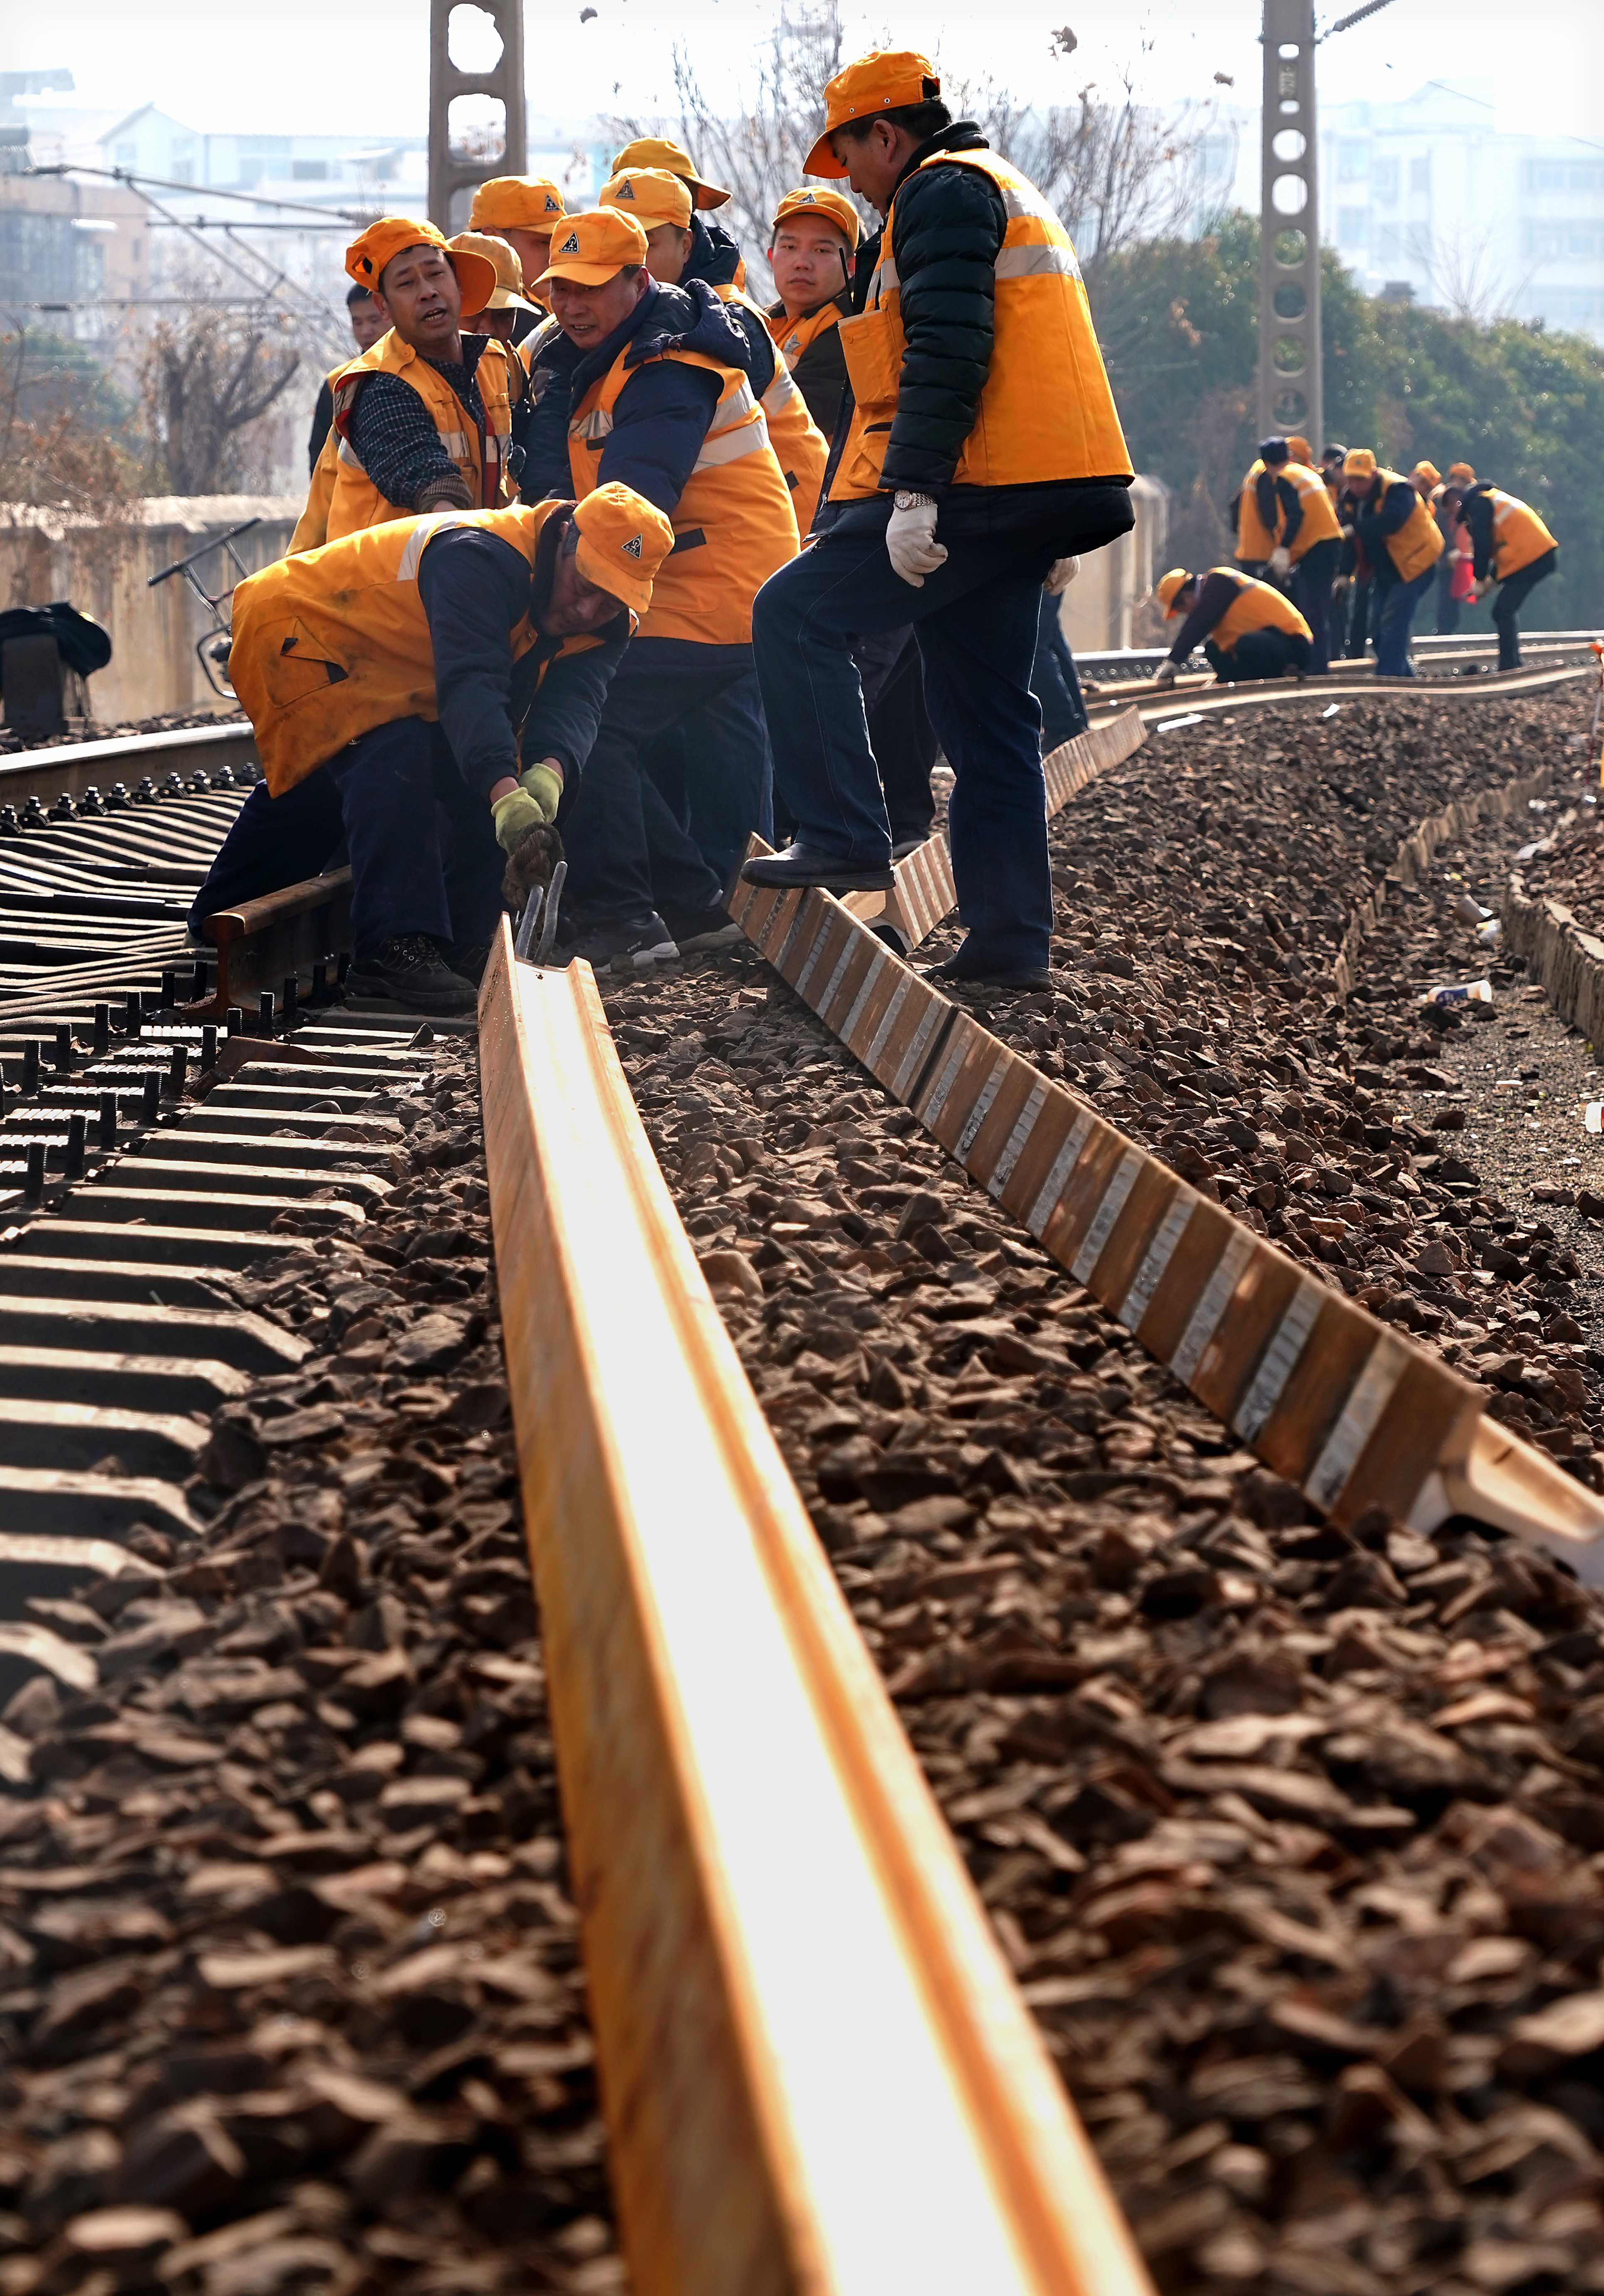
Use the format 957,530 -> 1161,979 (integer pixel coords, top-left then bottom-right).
622,533 -> 643,559
557,229 -> 581,254
616,179 -> 635,199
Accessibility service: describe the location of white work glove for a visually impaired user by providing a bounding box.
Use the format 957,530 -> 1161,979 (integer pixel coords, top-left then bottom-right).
1268,545 -> 1292,578
1152,659 -> 1179,690
1472,576 -> 1496,603
885,494 -> 947,588
1045,555 -> 1080,595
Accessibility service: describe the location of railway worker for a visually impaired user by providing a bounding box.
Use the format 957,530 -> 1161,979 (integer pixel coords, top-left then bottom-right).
468,176 -> 568,327
609,134 -> 745,287
525,207 -> 800,972
1255,438 -> 1343,673
448,230 -> 540,345
306,284 -> 385,475
1230,437 -> 1285,577
740,48 -> 1134,994
292,286 -> 389,556
320,218 -> 518,545
1450,478 -> 1559,670
765,187 -> 860,441
1340,448 -> 1444,678
1151,567 -> 1312,688
190,485 -> 674,1014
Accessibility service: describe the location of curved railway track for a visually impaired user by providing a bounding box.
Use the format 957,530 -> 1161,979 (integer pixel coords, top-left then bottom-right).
0,650 -> 1601,2292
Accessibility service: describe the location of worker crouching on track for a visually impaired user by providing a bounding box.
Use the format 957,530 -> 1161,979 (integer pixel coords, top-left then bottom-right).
189,485 -> 673,1014
1449,479 -> 1559,670
1152,567 -> 1312,688
523,208 -> 800,974
1339,449 -> 1443,678
741,48 -> 1134,993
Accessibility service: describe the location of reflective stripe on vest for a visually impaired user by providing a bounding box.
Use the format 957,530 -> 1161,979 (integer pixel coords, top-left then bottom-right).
829,145 -> 1129,500
327,334 -> 514,541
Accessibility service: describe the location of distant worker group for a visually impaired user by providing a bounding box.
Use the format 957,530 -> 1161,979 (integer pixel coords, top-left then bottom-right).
193,43 -> 1136,1006
1153,432 -> 1558,690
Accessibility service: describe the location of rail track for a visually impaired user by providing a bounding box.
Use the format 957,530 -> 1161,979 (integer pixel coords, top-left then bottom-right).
1,659 -> 1602,2291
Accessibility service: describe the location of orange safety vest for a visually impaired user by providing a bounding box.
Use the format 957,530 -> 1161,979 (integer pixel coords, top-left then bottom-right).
230,502 -> 607,797
1207,567 -> 1312,652
715,282 -> 826,537
1235,459 -> 1277,562
1479,486 -> 1557,579
829,147 -> 1130,502
566,341 -> 797,646
1280,461 -> 1342,558
326,332 -> 515,542
1368,468 -> 1445,582
766,299 -> 842,369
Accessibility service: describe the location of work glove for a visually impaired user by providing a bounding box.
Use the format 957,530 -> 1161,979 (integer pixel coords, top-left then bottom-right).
1152,659 -> 1179,690
492,787 -> 547,854
501,819 -> 564,910
1268,546 -> 1292,579
519,762 -> 564,822
886,495 -> 947,587
1045,555 -> 1080,595
416,470 -> 475,513
1472,576 -> 1496,603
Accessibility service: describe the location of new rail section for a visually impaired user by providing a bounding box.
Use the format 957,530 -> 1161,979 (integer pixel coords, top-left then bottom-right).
2,644 -> 1602,2289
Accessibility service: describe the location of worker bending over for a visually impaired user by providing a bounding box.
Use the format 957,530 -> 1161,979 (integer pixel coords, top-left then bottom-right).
191,485 -> 671,1013
292,219 -> 518,561
524,208 -> 799,973
1253,437 -> 1342,673
1339,450 -> 1443,678
1450,479 -> 1558,670
1153,567 -> 1312,687
742,48 -> 1133,992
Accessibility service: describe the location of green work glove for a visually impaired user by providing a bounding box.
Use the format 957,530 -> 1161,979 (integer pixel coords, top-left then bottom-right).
492,787 -> 546,854
520,762 -> 563,822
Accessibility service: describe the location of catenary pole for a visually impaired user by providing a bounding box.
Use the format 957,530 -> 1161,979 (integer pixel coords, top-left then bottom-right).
428,0 -> 527,231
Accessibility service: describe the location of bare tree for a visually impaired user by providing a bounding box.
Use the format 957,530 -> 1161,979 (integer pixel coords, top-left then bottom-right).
0,327 -> 140,520
141,282 -> 302,497
1403,221 -> 1532,326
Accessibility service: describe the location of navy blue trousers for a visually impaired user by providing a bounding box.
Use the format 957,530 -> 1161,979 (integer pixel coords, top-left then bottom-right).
1032,589 -> 1089,746
753,527 -> 1054,970
1374,565 -> 1437,677
646,668 -> 775,893
1290,537 -> 1340,676
189,719 -> 503,959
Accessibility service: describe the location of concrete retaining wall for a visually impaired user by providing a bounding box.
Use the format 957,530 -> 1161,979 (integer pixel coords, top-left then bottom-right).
0,497 -> 299,727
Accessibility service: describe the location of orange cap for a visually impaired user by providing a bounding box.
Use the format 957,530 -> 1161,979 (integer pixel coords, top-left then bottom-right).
447,231 -> 537,314
601,168 -> 693,232
804,49 -> 942,177
1286,433 -> 1312,464
1343,448 -> 1378,481
536,208 -> 650,289
470,176 -> 567,231
1448,461 -> 1476,483
610,135 -> 730,209
1155,568 -> 1192,616
571,483 -> 675,617
1412,458 -> 1441,487
346,216 -> 497,315
771,186 -> 862,246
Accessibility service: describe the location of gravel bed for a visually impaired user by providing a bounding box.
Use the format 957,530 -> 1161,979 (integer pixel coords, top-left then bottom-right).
0,710 -> 247,760
1520,781 -> 1604,930
600,681 -> 1604,2296
0,1043 -> 622,2296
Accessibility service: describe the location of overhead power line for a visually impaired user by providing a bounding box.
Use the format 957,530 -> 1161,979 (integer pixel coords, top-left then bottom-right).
1320,0 -> 1401,39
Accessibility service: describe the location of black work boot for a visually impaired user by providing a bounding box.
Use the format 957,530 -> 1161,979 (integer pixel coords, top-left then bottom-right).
347,935 -> 478,1014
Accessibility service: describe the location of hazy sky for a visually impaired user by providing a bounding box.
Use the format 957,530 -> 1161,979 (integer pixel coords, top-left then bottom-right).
5,0 -> 1603,147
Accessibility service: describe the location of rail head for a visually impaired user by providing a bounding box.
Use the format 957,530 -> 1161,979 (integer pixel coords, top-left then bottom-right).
477,919 -> 1154,2296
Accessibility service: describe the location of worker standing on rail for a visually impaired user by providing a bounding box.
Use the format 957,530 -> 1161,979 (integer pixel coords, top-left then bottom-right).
1340,449 -> 1443,678
1151,567 -> 1312,688
523,207 -> 799,972
317,218 -> 519,547
741,49 -> 1134,993
1449,478 -> 1559,670
190,486 -> 673,1013
468,176 -> 569,327
1255,438 -> 1342,673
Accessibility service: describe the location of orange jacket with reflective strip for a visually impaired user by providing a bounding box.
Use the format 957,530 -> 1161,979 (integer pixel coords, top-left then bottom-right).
230,502 -> 601,797
1280,461 -> 1342,558
828,148 -> 1130,502
1369,469 -> 1446,582
1208,567 -> 1313,651
1482,486 -> 1557,579
713,283 -> 827,539
565,343 -> 797,646
325,332 -> 516,542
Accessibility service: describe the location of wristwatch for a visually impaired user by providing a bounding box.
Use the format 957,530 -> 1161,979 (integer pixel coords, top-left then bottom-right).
893,490 -> 935,512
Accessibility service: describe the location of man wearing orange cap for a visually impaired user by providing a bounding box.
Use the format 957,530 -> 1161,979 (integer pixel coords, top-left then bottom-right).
448,230 -> 540,344
1448,475 -> 1558,669
522,208 -> 799,971
468,176 -> 568,329
765,187 -> 860,438
189,485 -> 672,1013
740,49 -> 1133,990
1340,448 -> 1443,677
322,218 -> 518,544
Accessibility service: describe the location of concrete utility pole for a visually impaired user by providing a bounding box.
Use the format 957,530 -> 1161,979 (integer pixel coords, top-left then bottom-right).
1257,0 -> 1322,453
428,0 -> 527,231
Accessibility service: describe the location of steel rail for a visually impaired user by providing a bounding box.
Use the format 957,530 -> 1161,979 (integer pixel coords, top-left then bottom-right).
1089,661 -> 1590,728
477,918 -> 1155,2296
729,861 -> 1604,1581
